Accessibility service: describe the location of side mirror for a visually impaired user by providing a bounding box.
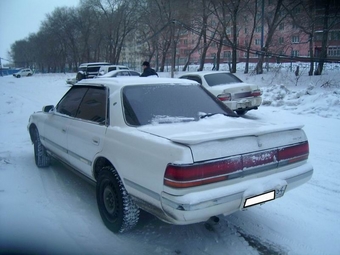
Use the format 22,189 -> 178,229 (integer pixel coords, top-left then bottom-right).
42,105 -> 54,113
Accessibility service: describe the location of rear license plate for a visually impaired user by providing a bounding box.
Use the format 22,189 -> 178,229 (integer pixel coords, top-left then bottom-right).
243,190 -> 275,208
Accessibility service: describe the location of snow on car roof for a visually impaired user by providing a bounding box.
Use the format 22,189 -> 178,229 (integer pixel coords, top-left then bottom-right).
75,77 -> 199,91
181,71 -> 231,76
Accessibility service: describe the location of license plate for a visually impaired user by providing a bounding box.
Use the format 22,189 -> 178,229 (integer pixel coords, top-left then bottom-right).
243,190 -> 275,208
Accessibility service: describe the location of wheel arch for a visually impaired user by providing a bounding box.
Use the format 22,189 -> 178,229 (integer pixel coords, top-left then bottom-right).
93,156 -> 115,181
28,123 -> 38,143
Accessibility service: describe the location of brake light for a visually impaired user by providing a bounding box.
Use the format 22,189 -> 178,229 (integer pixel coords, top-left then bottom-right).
217,93 -> 231,101
164,156 -> 242,188
278,142 -> 309,165
164,142 -> 309,188
251,89 -> 262,97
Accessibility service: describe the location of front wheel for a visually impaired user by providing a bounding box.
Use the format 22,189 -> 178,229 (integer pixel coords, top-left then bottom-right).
16,75 -> 21,78
33,128 -> 51,167
96,166 -> 140,233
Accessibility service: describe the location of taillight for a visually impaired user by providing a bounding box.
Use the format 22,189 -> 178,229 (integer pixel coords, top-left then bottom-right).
164,141 -> 309,188
278,142 -> 309,166
251,89 -> 262,97
217,93 -> 231,101
164,156 -> 242,188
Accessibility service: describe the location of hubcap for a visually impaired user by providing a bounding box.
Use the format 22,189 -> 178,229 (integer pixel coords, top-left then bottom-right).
103,185 -> 115,214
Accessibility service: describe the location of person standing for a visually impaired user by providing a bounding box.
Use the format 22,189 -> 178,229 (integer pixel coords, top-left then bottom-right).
140,61 -> 158,77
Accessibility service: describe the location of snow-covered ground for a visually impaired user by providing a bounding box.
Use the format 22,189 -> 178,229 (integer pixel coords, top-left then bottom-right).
0,66 -> 340,255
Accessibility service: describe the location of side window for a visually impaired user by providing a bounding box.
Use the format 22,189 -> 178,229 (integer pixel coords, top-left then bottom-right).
184,76 -> 202,84
76,87 -> 107,124
56,87 -> 88,117
116,71 -> 129,77
109,67 -> 117,72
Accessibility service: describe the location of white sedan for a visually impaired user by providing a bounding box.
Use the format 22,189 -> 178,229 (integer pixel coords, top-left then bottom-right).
27,77 -> 313,233
180,71 -> 262,115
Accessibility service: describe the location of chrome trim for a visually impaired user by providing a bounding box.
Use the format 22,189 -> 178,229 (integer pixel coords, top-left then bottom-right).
162,191 -> 244,211
124,179 -> 160,201
286,169 -> 313,184
42,136 -> 92,166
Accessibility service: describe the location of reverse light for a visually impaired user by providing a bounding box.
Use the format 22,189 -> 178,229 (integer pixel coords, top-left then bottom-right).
217,93 -> 231,101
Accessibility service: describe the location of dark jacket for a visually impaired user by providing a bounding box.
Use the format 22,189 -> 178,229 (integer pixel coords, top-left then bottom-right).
140,67 -> 158,77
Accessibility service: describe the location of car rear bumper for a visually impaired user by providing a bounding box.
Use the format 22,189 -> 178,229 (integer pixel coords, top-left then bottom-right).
225,97 -> 262,111
160,162 -> 313,225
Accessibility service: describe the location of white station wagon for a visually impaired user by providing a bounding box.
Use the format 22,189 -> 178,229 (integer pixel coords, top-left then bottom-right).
27,77 -> 313,233
180,71 -> 262,115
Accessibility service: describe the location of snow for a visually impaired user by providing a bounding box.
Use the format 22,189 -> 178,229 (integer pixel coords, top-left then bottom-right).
1,65 -> 340,255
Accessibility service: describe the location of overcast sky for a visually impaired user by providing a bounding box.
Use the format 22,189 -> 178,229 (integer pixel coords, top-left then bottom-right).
0,0 -> 80,65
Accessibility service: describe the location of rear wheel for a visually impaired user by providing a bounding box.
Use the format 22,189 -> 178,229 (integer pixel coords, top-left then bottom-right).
96,166 -> 140,233
17,75 -> 21,78
33,128 -> 51,167
236,110 -> 247,116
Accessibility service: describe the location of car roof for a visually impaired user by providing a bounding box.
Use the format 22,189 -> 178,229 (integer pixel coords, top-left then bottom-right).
180,71 -> 233,76
76,77 -> 199,93
101,69 -> 139,77
102,65 -> 128,68
79,62 -> 110,67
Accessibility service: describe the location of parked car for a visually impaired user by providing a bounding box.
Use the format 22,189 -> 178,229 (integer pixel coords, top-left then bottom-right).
66,77 -> 77,85
97,65 -> 129,76
180,71 -> 262,115
76,62 -> 110,81
28,77 -> 313,234
13,68 -> 33,78
97,69 -> 140,78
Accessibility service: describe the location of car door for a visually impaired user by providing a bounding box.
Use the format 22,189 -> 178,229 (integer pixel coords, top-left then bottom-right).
44,86 -> 89,161
66,87 -> 108,179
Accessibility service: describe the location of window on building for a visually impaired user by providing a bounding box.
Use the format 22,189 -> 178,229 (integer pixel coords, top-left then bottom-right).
292,36 -> 300,43
328,47 -> 340,57
255,26 -> 262,33
292,50 -> 299,57
279,23 -> 284,30
245,28 -> 248,34
255,39 -> 261,45
183,39 -> 188,45
279,37 -> 284,44
331,31 -> 340,40
223,51 -> 231,58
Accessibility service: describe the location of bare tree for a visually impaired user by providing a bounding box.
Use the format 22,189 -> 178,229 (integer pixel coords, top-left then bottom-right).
314,0 -> 340,75
240,0 -> 260,74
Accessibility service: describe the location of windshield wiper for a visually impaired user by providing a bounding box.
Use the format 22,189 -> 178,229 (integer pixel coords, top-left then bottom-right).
199,113 -> 238,119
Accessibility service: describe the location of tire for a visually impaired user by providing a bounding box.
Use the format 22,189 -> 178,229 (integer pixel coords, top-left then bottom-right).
28,73 -> 32,76
17,75 -> 21,78
96,166 -> 140,233
236,110 -> 247,116
33,128 -> 51,168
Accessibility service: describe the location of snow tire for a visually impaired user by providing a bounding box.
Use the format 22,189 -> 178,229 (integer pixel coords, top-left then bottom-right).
96,166 -> 140,233
33,128 -> 51,168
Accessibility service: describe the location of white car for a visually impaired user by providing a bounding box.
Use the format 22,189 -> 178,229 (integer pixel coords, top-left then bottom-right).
97,65 -> 129,76
27,77 -> 313,233
13,68 -> 33,78
180,71 -> 262,115
97,69 -> 140,78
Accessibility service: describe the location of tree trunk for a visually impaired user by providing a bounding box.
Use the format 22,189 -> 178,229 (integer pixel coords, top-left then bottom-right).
314,0 -> 330,76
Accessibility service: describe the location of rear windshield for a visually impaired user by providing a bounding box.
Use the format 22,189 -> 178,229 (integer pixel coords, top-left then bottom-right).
123,84 -> 235,126
204,73 -> 243,86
